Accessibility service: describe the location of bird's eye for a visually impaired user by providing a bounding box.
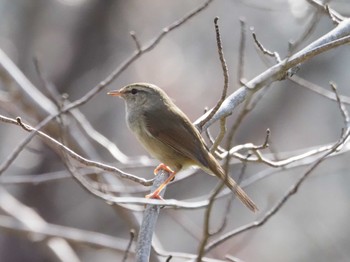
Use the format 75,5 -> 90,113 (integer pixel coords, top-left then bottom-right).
131,88 -> 138,95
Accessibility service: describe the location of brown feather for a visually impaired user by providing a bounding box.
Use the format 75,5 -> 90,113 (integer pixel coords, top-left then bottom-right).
144,104 -> 210,168
206,153 -> 258,212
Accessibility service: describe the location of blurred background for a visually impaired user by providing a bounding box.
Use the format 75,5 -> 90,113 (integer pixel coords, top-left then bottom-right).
0,0 -> 350,261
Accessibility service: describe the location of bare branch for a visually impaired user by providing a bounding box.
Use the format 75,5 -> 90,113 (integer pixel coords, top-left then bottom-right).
135,171 -> 168,262
252,30 -> 281,63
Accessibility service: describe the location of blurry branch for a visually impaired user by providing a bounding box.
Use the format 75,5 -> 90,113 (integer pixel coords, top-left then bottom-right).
204,81 -> 350,254
122,229 -> 135,262
289,0 -> 326,53
0,170 -> 149,194
33,57 -> 61,107
237,18 -> 247,85
195,19 -> 350,131
0,187 -> 79,261
290,75 -> 350,105
35,55 -> 150,164
0,49 -> 58,117
306,0 -> 345,23
226,255 -> 245,262
0,214 -> 132,251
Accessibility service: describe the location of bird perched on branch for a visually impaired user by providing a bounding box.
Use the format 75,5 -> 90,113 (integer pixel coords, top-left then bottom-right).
108,83 -> 258,212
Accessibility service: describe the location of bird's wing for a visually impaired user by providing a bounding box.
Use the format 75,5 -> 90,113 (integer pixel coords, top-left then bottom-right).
143,107 -> 210,168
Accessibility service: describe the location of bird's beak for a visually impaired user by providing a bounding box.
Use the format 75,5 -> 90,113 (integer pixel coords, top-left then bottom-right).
107,90 -> 123,97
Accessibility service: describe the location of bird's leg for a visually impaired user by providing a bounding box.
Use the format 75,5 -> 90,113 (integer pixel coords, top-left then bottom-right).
153,163 -> 174,175
153,163 -> 176,182
146,167 -> 177,200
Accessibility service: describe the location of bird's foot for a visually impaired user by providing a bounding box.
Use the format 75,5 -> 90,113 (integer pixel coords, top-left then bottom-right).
145,191 -> 164,200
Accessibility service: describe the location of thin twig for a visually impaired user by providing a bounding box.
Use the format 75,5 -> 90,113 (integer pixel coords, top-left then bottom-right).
290,75 -> 350,104
330,82 -> 350,125
33,57 -> 61,107
130,31 -> 141,52
198,17 -> 230,129
252,31 -> 281,63
289,4 -> 324,53
210,117 -> 227,154
238,18 -> 247,85
122,229 -> 135,262
196,181 -> 226,261
306,0 -> 344,23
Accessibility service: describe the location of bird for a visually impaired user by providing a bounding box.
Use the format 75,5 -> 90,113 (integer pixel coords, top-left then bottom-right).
108,83 -> 258,212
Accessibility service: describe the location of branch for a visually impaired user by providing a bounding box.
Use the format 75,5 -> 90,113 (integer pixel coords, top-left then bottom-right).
195,19 -> 350,131
0,115 -> 153,186
135,171 -> 169,262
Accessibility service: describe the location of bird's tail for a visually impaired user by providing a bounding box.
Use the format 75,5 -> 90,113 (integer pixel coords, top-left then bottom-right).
208,155 -> 258,212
